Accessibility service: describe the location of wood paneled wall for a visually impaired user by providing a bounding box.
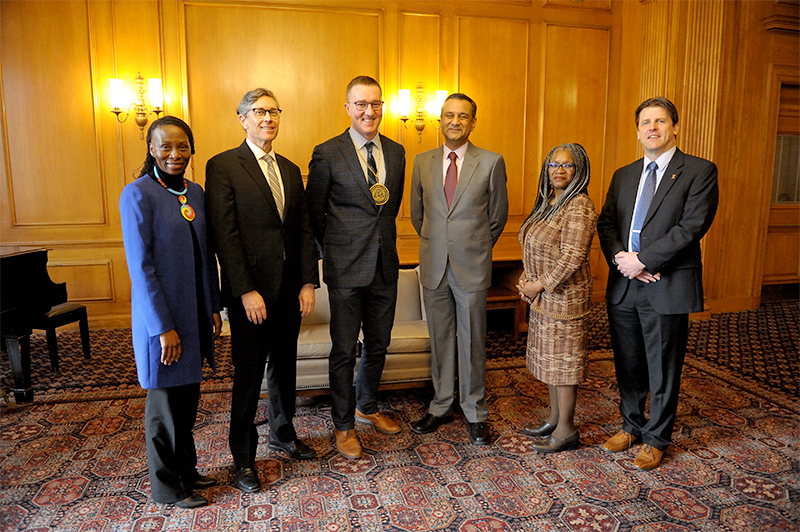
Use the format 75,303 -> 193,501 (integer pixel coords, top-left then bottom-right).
0,0 -> 797,327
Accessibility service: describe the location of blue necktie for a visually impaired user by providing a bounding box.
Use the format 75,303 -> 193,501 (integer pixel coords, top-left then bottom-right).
631,161 -> 658,252
365,142 -> 378,186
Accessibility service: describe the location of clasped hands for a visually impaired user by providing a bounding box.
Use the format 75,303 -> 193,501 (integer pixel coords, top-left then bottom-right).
614,251 -> 661,283
517,275 -> 544,304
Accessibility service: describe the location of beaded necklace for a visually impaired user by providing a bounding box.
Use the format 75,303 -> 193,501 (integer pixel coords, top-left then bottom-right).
153,166 -> 195,222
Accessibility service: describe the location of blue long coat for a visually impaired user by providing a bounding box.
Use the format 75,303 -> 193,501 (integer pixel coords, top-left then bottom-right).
120,175 -> 221,389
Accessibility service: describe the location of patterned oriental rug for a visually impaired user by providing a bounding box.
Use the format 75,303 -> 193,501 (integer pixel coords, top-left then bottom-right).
0,302 -> 798,531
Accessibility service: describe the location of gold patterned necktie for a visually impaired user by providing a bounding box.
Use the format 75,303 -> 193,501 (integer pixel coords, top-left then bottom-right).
264,155 -> 284,220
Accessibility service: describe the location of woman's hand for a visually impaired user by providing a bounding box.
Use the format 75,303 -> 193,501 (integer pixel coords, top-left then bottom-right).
212,313 -> 222,339
516,278 -> 544,304
159,329 -> 181,365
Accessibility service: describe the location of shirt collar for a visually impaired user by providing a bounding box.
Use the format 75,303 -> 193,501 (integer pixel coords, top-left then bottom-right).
348,128 -> 382,151
246,138 -> 276,161
444,142 -> 469,160
645,145 -> 677,173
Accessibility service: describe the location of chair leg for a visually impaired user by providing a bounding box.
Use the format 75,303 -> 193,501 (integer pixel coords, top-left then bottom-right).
45,328 -> 60,375
79,311 -> 91,359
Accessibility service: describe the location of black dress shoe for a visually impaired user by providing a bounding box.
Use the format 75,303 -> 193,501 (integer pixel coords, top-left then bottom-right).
174,493 -> 208,509
468,422 -> 491,445
411,413 -> 454,435
234,467 -> 261,493
191,474 -> 217,489
532,431 -> 580,453
268,439 -> 316,460
522,421 -> 557,438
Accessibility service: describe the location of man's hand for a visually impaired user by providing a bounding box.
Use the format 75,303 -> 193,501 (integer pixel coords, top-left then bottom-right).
241,290 -> 267,324
615,251 -> 660,282
298,284 -> 316,317
614,251 -> 646,279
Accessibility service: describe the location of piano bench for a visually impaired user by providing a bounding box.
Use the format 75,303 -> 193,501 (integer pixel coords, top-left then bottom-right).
32,303 -> 90,376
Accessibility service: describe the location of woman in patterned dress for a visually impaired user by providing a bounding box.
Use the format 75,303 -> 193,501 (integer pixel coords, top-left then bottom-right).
516,143 -> 597,453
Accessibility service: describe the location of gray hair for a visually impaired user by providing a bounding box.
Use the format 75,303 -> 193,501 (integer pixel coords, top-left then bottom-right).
524,143 -> 591,224
237,88 -> 280,116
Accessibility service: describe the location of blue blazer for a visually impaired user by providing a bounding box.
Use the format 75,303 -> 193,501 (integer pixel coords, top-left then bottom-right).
597,149 -> 719,315
120,176 -> 221,389
306,130 -> 406,289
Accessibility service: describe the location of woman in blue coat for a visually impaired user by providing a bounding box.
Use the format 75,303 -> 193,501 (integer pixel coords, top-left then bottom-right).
120,116 -> 222,508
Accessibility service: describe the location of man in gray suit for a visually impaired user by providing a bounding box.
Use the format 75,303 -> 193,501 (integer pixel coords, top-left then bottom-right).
306,76 -> 406,459
409,93 -> 509,445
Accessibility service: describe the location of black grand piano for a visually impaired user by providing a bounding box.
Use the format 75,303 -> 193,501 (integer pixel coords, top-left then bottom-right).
1,247 -> 67,402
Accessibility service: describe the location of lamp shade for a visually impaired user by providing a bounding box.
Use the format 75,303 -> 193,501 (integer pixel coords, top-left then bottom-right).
148,78 -> 163,109
109,79 -> 125,109
397,89 -> 411,118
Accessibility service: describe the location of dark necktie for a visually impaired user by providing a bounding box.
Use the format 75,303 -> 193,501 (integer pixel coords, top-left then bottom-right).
631,161 -> 658,252
365,142 -> 378,186
444,151 -> 458,209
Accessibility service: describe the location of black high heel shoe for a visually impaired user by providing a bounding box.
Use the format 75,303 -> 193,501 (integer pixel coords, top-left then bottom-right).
522,421 -> 557,437
532,431 -> 580,453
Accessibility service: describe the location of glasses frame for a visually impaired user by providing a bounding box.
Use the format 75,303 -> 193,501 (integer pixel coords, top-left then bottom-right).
249,107 -> 282,119
548,162 -> 576,170
350,100 -> 384,112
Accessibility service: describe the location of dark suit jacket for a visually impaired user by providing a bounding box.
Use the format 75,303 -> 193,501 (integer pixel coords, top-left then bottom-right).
597,148 -> 719,315
306,129 -> 406,289
205,140 -> 319,308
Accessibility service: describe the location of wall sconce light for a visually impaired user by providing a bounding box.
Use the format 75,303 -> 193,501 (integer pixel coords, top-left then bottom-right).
109,72 -> 163,139
398,83 -> 447,143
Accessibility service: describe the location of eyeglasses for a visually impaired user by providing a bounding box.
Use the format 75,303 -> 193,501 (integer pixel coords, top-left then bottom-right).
548,163 -> 576,170
350,101 -> 384,111
249,107 -> 282,119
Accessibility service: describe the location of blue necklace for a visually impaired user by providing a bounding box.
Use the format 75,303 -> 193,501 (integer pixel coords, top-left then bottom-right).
153,166 -> 195,221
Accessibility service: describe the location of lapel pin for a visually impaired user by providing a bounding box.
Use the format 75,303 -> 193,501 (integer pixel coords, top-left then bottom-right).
671,174 -> 676,180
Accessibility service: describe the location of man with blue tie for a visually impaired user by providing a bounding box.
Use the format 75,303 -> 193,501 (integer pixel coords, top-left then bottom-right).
597,97 -> 719,470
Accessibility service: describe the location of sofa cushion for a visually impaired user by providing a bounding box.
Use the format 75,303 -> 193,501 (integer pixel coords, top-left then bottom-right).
297,324 -> 332,359
386,320 -> 430,353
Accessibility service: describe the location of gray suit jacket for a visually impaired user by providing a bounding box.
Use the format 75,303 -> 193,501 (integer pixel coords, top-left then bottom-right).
306,129 -> 406,289
597,148 -> 719,314
410,142 -> 509,292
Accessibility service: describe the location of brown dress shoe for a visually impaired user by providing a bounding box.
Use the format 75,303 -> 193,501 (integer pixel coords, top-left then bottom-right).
334,429 -> 362,459
633,444 -> 664,470
355,408 -> 401,434
602,430 -> 641,452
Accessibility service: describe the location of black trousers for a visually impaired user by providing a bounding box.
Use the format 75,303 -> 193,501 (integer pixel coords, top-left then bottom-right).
227,277 -> 302,469
145,382 -> 201,503
607,280 -> 689,450
327,266 -> 397,431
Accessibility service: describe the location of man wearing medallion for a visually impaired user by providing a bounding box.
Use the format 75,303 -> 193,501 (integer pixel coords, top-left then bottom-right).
306,75 -> 406,459
205,88 -> 319,493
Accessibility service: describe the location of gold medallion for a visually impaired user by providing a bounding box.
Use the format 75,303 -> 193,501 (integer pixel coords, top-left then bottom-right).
370,183 -> 390,205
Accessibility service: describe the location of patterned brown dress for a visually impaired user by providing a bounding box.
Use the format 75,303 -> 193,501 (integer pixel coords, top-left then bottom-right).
519,194 -> 597,385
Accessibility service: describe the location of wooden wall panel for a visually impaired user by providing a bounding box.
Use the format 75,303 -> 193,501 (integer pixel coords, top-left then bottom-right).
1,0 -> 106,226
540,24 -> 610,209
184,3 -> 381,186
456,15 -> 529,260
49,260 -> 115,301
680,0 -> 724,161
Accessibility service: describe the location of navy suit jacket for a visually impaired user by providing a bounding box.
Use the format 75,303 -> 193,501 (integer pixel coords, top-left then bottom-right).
306,129 -> 406,289
597,148 -> 719,315
205,141 -> 319,309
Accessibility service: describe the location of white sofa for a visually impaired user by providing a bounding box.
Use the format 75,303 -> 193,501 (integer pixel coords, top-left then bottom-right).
260,264 -> 432,393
